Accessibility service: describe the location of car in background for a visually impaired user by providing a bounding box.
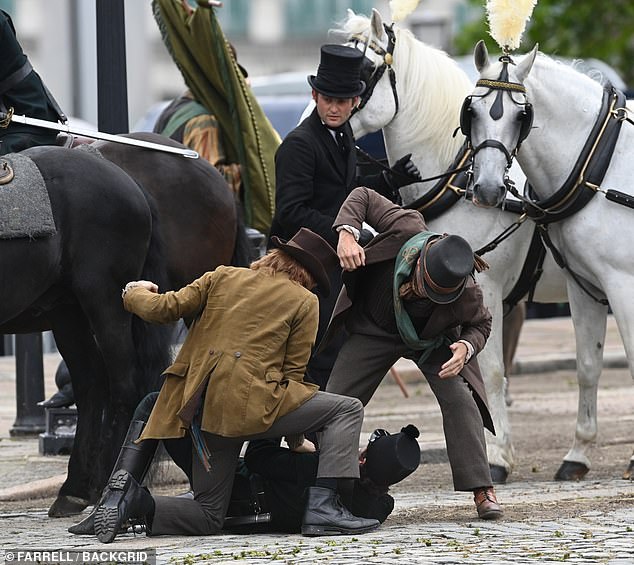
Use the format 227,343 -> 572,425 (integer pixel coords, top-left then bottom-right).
134,71 -> 386,160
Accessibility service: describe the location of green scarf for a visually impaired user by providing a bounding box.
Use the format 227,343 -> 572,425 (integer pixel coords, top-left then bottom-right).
393,232 -> 451,363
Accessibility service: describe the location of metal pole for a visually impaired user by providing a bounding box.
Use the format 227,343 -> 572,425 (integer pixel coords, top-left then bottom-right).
10,334 -> 45,436
96,0 -> 128,133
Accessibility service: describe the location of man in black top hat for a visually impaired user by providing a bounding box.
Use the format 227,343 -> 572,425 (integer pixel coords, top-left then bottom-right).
0,10 -> 66,154
269,44 -> 421,391
323,186 -> 504,521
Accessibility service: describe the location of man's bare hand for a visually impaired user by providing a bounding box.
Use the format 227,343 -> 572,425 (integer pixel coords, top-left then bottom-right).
124,280 -> 159,294
337,230 -> 365,271
439,341 -> 468,378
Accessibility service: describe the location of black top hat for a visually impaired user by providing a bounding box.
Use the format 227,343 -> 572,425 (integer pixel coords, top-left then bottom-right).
364,424 -> 421,486
269,228 -> 337,296
418,234 -> 475,304
308,44 -> 366,98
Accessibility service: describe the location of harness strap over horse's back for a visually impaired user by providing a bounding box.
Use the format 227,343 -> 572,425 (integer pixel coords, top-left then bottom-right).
525,85 -> 627,224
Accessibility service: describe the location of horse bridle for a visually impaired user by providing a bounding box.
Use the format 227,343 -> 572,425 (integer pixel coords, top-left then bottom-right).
460,55 -> 534,173
350,23 -> 399,117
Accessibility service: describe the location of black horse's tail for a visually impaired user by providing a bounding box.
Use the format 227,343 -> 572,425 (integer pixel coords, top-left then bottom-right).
131,191 -> 174,395
231,198 -> 258,267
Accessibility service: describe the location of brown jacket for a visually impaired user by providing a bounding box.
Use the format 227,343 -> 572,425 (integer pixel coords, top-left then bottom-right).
328,187 -> 494,432
124,266 -> 319,440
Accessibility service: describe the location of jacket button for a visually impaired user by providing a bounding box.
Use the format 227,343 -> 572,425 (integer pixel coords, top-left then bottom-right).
209,349 -> 214,355
234,351 -> 242,358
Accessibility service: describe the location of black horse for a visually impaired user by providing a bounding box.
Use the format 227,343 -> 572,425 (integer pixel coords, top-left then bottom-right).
1,138 -> 250,517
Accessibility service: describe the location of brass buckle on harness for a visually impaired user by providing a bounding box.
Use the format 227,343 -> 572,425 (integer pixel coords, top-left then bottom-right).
0,159 -> 14,185
0,107 -> 13,128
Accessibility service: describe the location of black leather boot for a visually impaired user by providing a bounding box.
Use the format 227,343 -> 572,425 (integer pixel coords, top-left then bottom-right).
38,361 -> 74,408
301,486 -> 380,536
94,470 -> 155,544
68,420 -> 157,535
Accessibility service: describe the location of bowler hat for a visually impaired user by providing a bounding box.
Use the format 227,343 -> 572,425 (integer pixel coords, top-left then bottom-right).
364,424 -> 421,486
308,44 -> 366,98
419,234 -> 475,304
269,228 -> 337,296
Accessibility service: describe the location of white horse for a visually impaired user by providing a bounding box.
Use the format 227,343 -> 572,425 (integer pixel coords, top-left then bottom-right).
465,39 -> 634,480
335,9 -> 571,482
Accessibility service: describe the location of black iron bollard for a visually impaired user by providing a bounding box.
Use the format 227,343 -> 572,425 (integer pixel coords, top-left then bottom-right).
10,333 -> 45,436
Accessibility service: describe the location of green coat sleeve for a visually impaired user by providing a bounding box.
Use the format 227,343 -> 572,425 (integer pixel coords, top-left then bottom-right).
123,271 -> 217,324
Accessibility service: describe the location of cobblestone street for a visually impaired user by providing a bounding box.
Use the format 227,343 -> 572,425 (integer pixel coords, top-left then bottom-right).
0,318 -> 633,563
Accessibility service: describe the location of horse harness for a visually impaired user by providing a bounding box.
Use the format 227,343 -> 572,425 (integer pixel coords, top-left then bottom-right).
351,23 -> 399,117
350,35 -> 546,310
460,55 -> 534,173
463,54 -> 633,306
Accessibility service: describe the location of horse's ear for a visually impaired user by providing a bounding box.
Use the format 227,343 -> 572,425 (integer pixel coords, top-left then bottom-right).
474,40 -> 489,73
516,44 -> 538,83
370,8 -> 384,40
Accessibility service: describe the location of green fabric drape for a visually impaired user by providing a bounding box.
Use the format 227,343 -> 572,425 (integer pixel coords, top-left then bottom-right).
393,232 -> 451,364
152,0 -> 280,234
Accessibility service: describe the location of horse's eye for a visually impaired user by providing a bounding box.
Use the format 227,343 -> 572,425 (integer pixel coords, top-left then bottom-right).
360,58 -> 376,83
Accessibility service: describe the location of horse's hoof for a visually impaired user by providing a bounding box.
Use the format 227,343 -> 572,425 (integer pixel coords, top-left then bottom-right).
48,495 -> 90,517
489,464 -> 508,484
622,460 -> 634,480
554,461 -> 589,481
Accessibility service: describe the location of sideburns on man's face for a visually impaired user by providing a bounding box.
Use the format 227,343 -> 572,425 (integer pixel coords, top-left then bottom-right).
313,91 -> 358,129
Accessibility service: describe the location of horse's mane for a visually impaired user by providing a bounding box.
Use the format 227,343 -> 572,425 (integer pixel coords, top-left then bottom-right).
334,12 -> 473,165
531,52 -> 604,94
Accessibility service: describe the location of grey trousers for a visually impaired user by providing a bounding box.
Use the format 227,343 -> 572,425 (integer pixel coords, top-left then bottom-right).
326,332 -> 492,491
150,391 -> 363,536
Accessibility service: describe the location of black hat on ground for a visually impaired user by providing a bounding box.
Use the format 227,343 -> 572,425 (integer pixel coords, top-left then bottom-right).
269,228 -> 338,296
308,44 -> 366,98
419,234 -> 475,304
364,424 -> 421,486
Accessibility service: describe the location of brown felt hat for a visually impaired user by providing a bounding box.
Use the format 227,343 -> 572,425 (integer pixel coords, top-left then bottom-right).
269,228 -> 337,296
419,234 -> 475,304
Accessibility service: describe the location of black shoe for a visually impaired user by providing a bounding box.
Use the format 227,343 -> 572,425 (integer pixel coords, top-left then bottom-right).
94,470 -> 154,543
38,387 -> 75,408
301,486 -> 380,536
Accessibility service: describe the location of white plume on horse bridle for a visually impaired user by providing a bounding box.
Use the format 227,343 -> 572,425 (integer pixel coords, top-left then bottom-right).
389,0 -> 420,23
487,0 -> 537,53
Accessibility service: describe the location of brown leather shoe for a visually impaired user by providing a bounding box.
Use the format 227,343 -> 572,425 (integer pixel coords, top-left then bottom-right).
473,486 -> 503,520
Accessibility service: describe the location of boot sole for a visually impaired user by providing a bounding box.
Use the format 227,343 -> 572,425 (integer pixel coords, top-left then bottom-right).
301,521 -> 380,536
478,508 -> 504,520
94,470 -> 130,543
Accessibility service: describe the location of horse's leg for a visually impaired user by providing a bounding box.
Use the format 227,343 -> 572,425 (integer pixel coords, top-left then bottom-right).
47,306 -> 107,516
555,283 -> 607,480
77,275 -> 168,497
479,294 -> 515,483
596,290 -> 634,480
501,303 -> 526,406
81,297 -> 143,495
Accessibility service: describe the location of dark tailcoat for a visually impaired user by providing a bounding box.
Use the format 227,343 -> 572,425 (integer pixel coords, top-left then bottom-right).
268,109 -> 391,386
269,108 -> 390,248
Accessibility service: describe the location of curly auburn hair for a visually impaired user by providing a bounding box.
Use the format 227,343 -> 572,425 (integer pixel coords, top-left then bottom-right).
250,249 -> 316,290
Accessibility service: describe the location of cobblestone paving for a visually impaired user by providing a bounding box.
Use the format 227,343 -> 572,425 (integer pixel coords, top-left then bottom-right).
0,502 -> 632,564
1,318 -> 633,564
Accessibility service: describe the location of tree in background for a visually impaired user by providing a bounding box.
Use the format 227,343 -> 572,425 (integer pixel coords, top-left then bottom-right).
453,0 -> 634,91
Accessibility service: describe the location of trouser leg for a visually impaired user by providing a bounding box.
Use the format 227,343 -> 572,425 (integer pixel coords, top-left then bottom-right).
419,359 -> 492,491
150,438 -> 242,536
149,391 -> 363,535
326,333 -> 404,406
253,392 -> 364,479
